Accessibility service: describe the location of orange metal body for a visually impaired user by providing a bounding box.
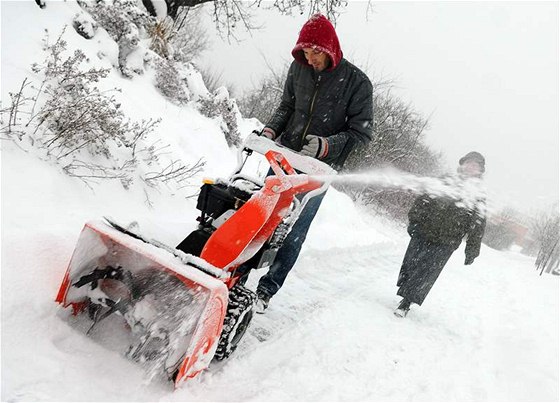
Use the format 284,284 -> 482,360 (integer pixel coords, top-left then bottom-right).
201,151 -> 322,283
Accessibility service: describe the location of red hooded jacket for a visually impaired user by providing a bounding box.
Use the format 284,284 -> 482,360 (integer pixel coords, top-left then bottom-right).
291,14 -> 343,71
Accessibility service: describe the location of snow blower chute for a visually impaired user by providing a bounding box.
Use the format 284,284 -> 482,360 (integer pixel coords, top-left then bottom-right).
55,131 -> 336,387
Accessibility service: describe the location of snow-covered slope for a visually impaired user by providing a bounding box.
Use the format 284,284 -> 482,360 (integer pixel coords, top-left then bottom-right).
1,2 -> 558,401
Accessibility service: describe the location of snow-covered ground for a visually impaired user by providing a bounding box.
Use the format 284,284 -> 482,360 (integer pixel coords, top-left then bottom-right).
1,2 -> 558,401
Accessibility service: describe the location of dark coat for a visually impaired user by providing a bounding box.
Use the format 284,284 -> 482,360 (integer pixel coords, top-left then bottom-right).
407,185 -> 486,261
267,59 -> 373,170
397,234 -> 456,305
397,178 -> 487,305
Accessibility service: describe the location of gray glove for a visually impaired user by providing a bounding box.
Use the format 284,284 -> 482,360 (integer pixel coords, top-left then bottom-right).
301,135 -> 328,159
464,255 -> 475,265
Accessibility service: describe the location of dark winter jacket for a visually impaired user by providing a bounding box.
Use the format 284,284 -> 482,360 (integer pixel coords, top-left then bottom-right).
266,15 -> 373,170
407,181 -> 487,261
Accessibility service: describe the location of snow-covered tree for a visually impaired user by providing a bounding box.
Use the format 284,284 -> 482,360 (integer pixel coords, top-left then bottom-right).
483,208 -> 522,251
237,61 -> 289,125
162,0 -> 347,34
342,90 -> 443,219
531,205 -> 560,275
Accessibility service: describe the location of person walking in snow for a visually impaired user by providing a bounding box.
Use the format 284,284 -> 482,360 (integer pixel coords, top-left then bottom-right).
253,14 -> 374,313
394,152 -> 487,317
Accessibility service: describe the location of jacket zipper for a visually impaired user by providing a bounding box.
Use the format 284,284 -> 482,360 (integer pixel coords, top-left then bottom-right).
301,74 -> 321,148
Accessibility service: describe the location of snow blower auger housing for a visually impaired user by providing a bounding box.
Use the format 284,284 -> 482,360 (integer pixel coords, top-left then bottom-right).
55,131 -> 336,387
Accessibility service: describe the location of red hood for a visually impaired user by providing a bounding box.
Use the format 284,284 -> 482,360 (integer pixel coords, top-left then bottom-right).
292,14 -> 343,71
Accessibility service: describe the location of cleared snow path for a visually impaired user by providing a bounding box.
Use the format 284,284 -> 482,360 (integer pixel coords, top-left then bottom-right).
179,243 -> 559,402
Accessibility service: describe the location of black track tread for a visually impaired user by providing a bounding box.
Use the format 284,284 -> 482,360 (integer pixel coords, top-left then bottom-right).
214,284 -> 257,361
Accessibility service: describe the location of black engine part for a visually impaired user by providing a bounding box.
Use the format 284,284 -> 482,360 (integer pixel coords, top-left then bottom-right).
176,227 -> 213,256
196,183 -> 251,219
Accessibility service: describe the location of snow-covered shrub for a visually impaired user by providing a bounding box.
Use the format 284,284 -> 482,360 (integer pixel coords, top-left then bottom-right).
2,27 -> 208,194
1,29 -> 161,190
148,17 -> 173,59
1,78 -> 34,140
197,88 -> 241,147
141,153 -> 206,190
237,63 -> 288,125
78,0 -> 155,76
483,218 -> 518,251
28,30 -> 156,160
73,11 -> 98,39
154,59 -> 190,104
1,27 -> 211,196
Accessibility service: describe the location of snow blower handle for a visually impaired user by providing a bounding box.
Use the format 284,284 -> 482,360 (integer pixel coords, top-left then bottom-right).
266,149 -> 297,177
264,150 -> 326,195
242,131 -> 337,177
258,136 -> 333,219
264,148 -> 330,229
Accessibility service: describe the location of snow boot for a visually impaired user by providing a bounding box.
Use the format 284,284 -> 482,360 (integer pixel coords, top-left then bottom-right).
394,298 -> 411,318
255,290 -> 271,314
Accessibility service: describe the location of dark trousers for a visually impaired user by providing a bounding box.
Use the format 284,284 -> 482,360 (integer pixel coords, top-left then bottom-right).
397,234 -> 455,306
257,189 -> 327,297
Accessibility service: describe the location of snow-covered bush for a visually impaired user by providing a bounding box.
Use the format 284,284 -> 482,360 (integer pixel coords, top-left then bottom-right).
482,208 -> 522,251
73,11 -> 98,39
1,13 -> 217,195
154,59 -> 190,104
1,29 -> 177,191
26,30 -> 158,162
77,0 -> 155,77
237,64 -> 287,126
197,87 -> 241,147
148,17 -> 173,59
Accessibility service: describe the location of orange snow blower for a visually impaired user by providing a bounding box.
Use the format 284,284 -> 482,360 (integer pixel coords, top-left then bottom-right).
55,132 -> 335,387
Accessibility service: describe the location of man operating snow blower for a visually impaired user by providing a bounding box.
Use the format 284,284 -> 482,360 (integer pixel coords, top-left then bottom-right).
250,14 -> 374,312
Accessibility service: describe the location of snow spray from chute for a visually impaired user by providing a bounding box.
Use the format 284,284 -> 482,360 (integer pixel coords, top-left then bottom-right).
312,166 -> 492,215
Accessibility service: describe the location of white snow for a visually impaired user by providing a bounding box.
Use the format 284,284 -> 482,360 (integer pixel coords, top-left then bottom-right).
1,2 -> 558,401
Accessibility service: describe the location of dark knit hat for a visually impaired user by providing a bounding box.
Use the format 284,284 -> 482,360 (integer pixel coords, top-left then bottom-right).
459,151 -> 485,172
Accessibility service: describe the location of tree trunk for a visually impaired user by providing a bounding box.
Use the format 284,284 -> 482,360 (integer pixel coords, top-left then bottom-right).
165,0 -> 214,19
